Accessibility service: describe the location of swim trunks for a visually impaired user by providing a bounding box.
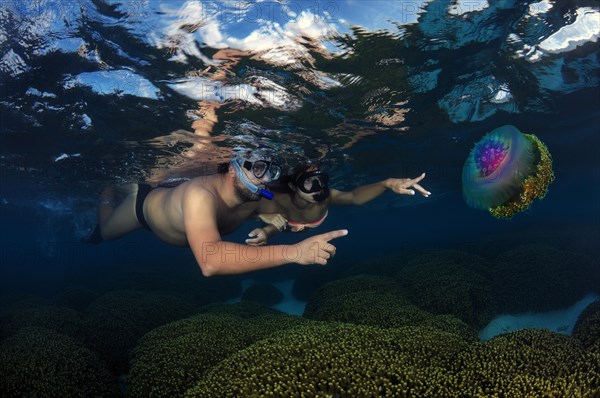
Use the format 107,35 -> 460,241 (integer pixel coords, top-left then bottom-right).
135,184 -> 153,229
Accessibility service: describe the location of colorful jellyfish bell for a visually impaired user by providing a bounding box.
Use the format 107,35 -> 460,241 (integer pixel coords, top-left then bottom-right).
462,125 -> 554,219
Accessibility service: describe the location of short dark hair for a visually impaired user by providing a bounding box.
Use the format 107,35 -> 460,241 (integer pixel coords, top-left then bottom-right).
217,162 -> 230,174
289,163 -> 320,183
269,160 -> 322,193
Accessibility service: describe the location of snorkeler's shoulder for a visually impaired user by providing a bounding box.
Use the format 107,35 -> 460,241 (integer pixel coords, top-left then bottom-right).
269,193 -> 292,211
185,174 -> 223,190
329,188 -> 344,198
273,191 -> 293,205
177,185 -> 221,220
185,177 -> 218,195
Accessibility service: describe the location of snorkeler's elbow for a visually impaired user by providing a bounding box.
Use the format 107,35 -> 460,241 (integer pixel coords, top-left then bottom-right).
198,261 -> 217,278
194,241 -> 221,277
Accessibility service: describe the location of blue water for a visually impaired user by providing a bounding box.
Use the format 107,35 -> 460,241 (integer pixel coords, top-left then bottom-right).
1,0 -> 599,395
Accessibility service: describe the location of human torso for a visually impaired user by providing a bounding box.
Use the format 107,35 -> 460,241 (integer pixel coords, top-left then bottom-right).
143,176 -> 255,246
274,193 -> 331,232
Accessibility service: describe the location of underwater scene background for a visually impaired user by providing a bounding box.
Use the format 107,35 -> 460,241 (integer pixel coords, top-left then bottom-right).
1,0 -> 599,396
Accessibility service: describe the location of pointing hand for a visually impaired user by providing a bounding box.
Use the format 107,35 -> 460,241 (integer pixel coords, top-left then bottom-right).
294,229 -> 348,265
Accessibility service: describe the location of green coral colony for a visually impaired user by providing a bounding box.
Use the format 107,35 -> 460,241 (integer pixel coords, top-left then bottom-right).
1,288 -> 599,396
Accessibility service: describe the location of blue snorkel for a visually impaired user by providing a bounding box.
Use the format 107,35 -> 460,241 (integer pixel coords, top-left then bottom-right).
232,159 -> 274,200
258,188 -> 273,200
260,189 -> 274,200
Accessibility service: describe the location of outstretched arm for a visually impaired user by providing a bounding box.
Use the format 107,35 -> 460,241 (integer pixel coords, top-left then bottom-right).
191,225 -> 349,276
331,173 -> 431,205
183,187 -> 347,276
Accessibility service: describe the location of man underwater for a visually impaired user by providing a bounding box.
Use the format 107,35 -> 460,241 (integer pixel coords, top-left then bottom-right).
88,150 -> 348,276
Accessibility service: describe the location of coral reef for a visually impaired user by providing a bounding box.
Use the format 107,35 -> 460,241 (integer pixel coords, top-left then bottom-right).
573,300 -> 600,350
302,275 -> 404,319
0,305 -> 85,341
303,275 -> 477,342
184,322 -> 470,397
241,282 -> 284,306
0,295 -> 53,313
453,329 -> 599,396
0,327 -> 119,397
124,284 -> 600,398
128,309 -> 307,397
319,251 -> 495,330
308,274 -> 400,299
181,324 -> 599,397
81,290 -> 196,374
394,261 -> 495,329
404,249 -> 493,277
198,300 -> 283,318
492,244 -> 597,313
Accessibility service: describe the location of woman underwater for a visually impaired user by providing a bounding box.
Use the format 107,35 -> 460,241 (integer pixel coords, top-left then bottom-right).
243,162 -> 431,245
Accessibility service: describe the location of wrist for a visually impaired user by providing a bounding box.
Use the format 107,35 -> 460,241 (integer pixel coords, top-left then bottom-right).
264,225 -> 278,237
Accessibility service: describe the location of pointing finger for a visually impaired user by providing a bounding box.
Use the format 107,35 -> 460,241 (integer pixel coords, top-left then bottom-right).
320,229 -> 349,242
413,183 -> 431,196
410,173 -> 426,184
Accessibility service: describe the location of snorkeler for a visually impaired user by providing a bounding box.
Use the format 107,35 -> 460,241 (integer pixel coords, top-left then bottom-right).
87,150 -> 348,276
242,162 -> 430,246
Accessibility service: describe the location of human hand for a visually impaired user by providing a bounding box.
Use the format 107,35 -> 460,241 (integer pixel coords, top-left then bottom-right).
258,213 -> 287,231
385,173 -> 431,197
294,229 -> 348,265
245,228 -> 268,246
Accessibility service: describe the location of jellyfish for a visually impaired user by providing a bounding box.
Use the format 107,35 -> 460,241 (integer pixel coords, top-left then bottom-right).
462,125 -> 554,219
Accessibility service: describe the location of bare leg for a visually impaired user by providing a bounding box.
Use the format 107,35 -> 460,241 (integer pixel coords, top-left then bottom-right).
99,184 -> 144,240
98,186 -> 116,226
